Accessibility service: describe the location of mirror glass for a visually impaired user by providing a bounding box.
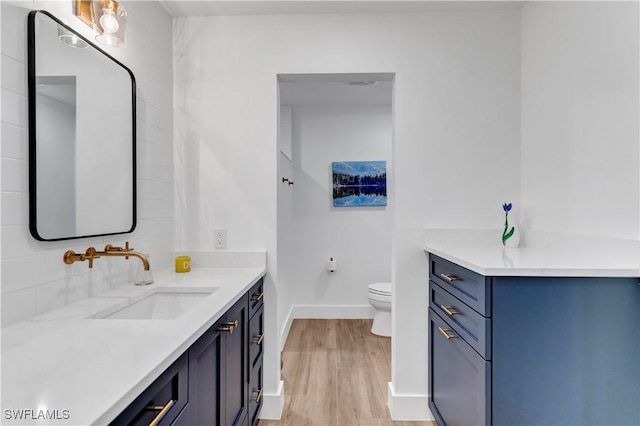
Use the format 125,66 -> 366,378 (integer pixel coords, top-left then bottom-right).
28,10 -> 136,241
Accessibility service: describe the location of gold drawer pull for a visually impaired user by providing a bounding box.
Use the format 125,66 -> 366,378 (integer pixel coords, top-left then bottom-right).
252,292 -> 264,301
440,305 -> 459,316
440,273 -> 459,283
253,334 -> 264,345
438,326 -> 457,340
219,319 -> 239,334
146,399 -> 175,426
252,388 -> 264,403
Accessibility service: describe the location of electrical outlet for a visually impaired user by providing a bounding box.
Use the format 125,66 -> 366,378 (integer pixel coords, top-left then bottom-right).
214,229 -> 227,248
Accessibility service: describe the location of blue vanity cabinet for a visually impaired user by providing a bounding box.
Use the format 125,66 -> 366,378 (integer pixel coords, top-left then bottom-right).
428,253 -> 640,426
112,278 -> 266,426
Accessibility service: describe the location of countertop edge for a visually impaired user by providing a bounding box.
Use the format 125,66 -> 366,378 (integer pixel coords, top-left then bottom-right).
425,245 -> 640,278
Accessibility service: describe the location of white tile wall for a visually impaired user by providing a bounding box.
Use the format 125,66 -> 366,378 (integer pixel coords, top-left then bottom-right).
1,1 -> 175,327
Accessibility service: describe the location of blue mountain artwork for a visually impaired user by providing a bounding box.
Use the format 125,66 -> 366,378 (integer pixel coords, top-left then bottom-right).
332,161 -> 387,207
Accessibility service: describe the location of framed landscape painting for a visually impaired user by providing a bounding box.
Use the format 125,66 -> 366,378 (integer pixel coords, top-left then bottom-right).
332,161 -> 387,207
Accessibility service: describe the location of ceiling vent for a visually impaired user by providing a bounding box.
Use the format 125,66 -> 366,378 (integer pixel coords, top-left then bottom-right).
347,81 -> 378,86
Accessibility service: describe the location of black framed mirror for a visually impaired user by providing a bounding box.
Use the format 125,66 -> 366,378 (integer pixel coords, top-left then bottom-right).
28,10 -> 136,241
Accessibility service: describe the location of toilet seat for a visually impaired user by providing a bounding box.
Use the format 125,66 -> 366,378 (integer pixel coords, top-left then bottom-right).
368,282 -> 391,296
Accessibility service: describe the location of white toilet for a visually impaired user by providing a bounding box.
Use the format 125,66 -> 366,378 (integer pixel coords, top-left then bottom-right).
367,282 -> 392,337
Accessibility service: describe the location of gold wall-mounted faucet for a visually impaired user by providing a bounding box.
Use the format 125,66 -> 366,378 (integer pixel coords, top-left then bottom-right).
63,241 -> 150,271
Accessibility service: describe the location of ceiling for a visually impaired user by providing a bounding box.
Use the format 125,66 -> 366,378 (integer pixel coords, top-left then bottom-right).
160,1 -> 526,18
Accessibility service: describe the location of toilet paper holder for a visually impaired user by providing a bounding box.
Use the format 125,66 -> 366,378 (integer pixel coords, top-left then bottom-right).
327,257 -> 337,272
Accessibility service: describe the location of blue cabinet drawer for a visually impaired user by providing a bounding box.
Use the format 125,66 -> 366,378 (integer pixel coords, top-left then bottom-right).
430,281 -> 491,360
110,353 -> 188,426
249,278 -> 264,319
429,253 -> 491,316
429,308 -> 491,426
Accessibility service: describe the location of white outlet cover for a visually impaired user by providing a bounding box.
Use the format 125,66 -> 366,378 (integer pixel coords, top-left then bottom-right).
214,229 -> 227,248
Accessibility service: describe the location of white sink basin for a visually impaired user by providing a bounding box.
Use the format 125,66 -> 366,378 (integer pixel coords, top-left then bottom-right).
92,287 -> 219,320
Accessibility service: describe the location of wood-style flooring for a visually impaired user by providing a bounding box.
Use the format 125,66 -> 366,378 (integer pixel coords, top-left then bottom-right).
257,319 -> 436,426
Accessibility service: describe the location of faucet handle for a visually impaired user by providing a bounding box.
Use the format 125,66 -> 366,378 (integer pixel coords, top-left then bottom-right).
85,247 -> 98,268
105,242 -> 134,253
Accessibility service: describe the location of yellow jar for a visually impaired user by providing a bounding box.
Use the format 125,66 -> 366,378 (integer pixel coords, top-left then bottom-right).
175,255 -> 191,273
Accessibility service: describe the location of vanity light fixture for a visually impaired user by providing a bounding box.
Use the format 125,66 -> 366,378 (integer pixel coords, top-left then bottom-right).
74,0 -> 127,48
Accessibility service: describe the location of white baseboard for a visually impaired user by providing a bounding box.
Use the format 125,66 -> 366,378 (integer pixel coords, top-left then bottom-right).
280,305 -> 374,351
258,380 -> 285,420
387,382 -> 434,421
280,305 -> 295,351
291,304 -> 374,319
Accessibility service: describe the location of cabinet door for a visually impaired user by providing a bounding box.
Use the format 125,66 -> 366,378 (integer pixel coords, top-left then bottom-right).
429,308 -> 490,426
187,316 -> 225,425
249,304 -> 264,371
248,303 -> 264,426
224,294 -> 249,426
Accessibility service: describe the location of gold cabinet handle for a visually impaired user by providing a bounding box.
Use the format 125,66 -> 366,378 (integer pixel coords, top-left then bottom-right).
146,399 -> 175,426
252,334 -> 264,345
438,326 -> 457,340
252,388 -> 264,403
252,292 -> 264,301
219,319 -> 239,334
440,305 -> 459,316
440,273 -> 459,283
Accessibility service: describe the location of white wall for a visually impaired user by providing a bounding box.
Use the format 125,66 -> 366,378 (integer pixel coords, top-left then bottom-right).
1,0 -> 174,326
174,9 -> 521,419
521,1 -> 639,240
277,104 -> 294,347
290,105 -> 392,313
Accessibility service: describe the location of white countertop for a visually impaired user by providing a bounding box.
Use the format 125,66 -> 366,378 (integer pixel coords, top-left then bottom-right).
424,229 -> 640,277
1,266 -> 266,425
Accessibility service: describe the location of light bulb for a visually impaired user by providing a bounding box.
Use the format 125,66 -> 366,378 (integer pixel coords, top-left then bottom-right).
99,11 -> 119,34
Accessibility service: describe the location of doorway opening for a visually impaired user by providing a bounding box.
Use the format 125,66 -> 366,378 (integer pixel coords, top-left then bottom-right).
276,73 -> 395,346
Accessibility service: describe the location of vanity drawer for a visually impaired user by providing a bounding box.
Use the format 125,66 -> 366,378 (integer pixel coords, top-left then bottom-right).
110,353 -> 188,426
430,281 -> 491,360
429,253 -> 491,316
248,278 -> 264,319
